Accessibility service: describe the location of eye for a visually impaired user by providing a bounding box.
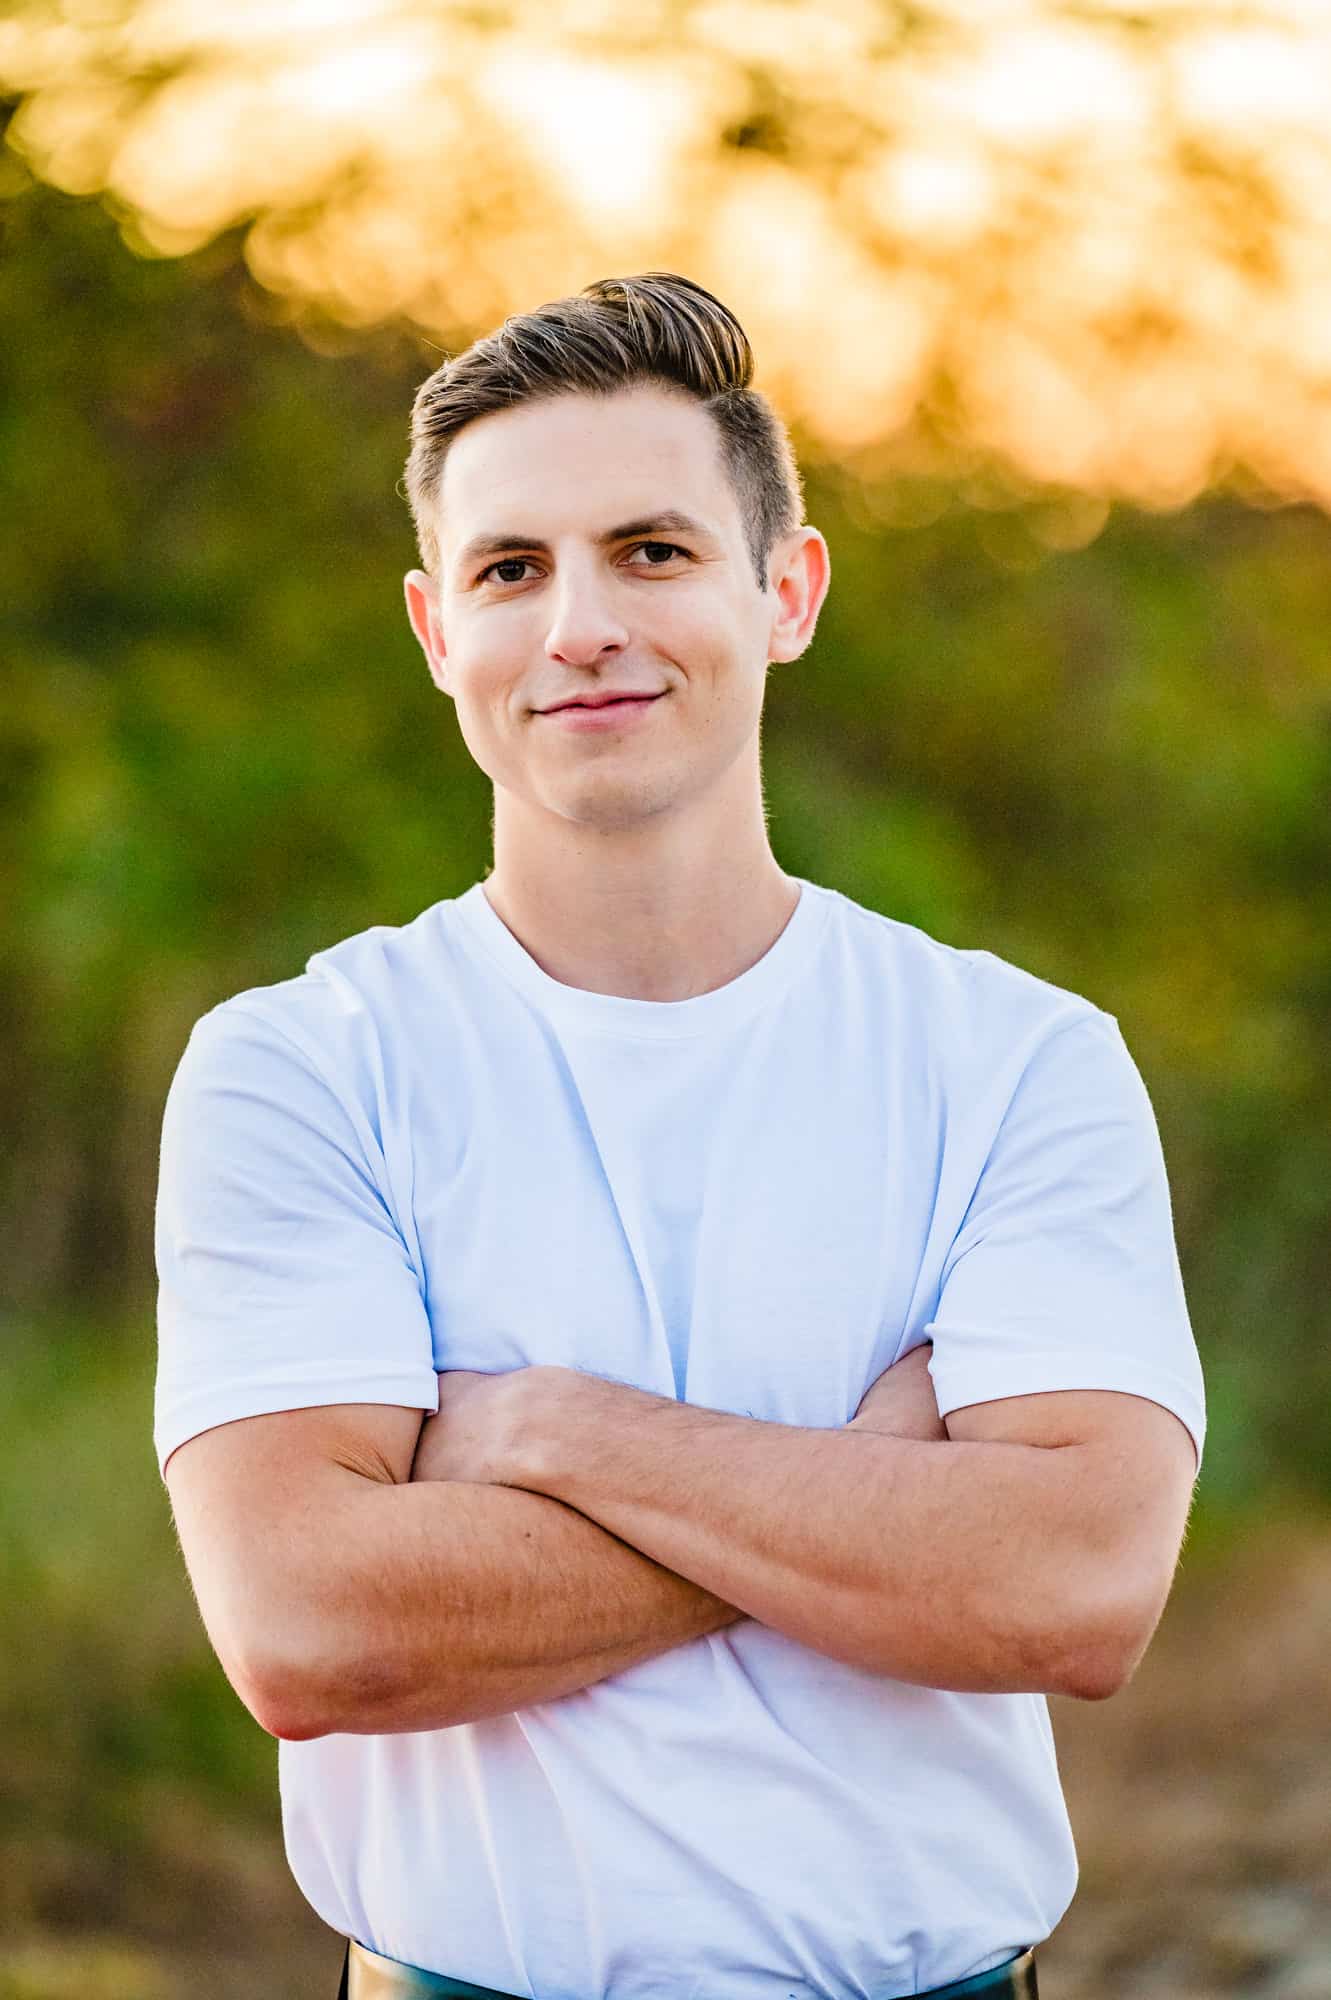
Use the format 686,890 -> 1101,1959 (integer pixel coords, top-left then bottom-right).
475,541 -> 689,587
477,557 -> 535,585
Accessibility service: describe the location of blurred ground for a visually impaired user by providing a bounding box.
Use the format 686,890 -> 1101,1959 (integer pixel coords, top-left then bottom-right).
1041,1515 -> 1331,2000
3,1499 -> 1327,2000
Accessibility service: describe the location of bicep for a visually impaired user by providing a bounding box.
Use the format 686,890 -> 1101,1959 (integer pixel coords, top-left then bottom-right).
154,1003 -> 440,1480
925,1012 -> 1206,1482
945,1387 -> 1197,1589
946,1382 -> 1196,1462
165,1401 -> 426,1713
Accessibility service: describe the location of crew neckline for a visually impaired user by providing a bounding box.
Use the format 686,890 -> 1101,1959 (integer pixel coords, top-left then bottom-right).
449,876 -> 830,1040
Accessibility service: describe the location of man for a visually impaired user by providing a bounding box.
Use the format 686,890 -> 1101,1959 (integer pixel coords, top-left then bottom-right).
154,272 -> 1204,2000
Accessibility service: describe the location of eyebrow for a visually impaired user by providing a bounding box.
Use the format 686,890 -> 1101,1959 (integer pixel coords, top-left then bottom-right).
452,510 -> 718,577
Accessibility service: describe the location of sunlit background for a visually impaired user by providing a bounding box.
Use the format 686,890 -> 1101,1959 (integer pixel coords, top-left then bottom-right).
2,2 -> 1329,1995
12,0 -> 1331,507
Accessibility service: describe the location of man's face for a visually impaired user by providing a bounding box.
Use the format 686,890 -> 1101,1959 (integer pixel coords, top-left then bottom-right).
404,383 -> 823,837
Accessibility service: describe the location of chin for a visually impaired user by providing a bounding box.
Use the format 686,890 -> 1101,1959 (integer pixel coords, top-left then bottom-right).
553,773 -> 683,831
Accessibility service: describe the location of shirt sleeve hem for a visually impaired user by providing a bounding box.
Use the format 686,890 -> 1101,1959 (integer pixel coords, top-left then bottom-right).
154,1370 -> 441,1480
924,1338 -> 1206,1473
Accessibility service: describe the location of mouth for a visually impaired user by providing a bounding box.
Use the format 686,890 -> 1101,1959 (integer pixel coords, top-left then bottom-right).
535,692 -> 667,732
538,693 -> 666,717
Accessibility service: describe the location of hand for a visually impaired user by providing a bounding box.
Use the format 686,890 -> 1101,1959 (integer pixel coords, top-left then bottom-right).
849,1342 -> 947,1442
410,1367 -> 547,1486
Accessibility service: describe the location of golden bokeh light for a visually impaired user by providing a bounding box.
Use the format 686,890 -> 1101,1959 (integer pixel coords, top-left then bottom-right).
6,0 -> 1331,516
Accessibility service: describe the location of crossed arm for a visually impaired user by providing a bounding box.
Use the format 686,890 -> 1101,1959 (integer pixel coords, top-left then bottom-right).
164,1345 -> 1197,1742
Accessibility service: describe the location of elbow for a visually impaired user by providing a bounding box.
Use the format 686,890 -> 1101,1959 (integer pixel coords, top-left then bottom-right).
1052,1642 -> 1138,1703
250,1686 -> 330,1742
1045,1574 -> 1167,1703
239,1633 -> 443,1739
233,1651 -> 330,1742
229,1621 -> 362,1742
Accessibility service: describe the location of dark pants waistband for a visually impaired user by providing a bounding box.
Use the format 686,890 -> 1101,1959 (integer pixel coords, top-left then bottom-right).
339,1940 -> 1037,2000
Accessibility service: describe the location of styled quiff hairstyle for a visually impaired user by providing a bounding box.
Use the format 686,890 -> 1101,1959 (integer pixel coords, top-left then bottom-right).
404,272 -> 804,593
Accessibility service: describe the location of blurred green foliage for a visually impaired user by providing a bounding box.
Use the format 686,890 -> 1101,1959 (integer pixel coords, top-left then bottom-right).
2,144 -> 1329,1516
0,1311 -> 266,1961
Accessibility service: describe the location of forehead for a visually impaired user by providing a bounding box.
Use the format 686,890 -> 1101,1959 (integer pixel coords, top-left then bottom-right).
435,384 -> 735,554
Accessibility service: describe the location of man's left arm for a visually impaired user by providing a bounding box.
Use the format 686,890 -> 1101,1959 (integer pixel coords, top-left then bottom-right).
427,1006 -> 1204,1702
426,1363 -> 1196,1702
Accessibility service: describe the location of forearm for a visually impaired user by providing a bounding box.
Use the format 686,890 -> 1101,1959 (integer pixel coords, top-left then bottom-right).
266,1475 -> 740,1739
507,1382 -> 1158,1699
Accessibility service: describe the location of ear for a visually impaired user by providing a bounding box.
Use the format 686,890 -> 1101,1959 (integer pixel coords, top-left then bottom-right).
766,528 -> 830,665
404,570 -> 451,696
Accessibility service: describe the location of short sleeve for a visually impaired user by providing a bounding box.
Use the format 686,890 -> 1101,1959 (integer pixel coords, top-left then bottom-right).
924,1010 -> 1205,1470
153,1001 -> 439,1478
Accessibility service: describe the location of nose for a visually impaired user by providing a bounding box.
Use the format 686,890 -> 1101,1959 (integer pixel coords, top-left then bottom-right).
543,557 -> 630,666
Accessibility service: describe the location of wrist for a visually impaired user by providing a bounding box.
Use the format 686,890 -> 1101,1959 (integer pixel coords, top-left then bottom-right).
502,1365 -> 594,1494
513,1370 -> 673,1503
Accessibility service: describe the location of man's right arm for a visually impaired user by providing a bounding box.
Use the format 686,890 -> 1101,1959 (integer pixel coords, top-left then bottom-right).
165,1399 -> 739,1741
157,1008 -> 744,1741
165,1344 -> 945,1741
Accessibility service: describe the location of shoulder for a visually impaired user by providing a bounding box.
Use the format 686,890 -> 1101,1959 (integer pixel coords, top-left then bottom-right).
170,898 -> 456,1103
815,881 -> 1116,1079
824,891 -> 1164,1177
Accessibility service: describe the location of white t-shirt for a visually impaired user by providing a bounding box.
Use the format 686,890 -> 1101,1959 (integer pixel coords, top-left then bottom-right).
154,876 -> 1205,2000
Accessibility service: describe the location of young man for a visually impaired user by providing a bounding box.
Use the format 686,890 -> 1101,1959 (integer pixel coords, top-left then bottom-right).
154,273 -> 1204,2000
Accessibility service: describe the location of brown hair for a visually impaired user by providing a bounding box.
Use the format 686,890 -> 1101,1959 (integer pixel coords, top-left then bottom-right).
404,273 -> 804,592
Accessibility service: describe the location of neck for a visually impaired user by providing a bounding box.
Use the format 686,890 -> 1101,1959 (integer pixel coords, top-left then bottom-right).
482,789 -> 799,1004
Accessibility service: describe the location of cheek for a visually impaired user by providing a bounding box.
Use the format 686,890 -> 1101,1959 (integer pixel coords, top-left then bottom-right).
666,604 -> 754,688
446,668 -> 524,779
454,646 -> 522,716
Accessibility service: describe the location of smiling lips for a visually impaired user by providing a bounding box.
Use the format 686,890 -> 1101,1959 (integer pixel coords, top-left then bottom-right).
541,691 -> 665,712
539,693 -> 665,732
